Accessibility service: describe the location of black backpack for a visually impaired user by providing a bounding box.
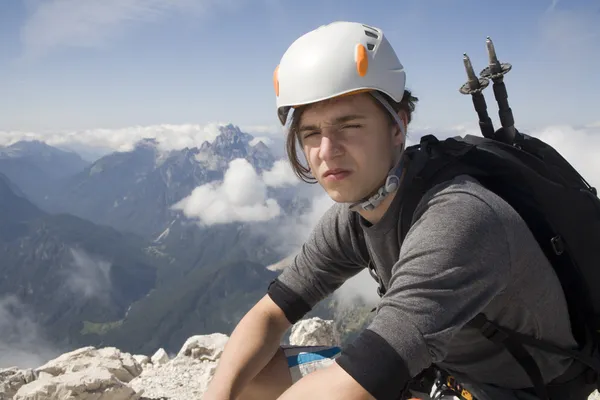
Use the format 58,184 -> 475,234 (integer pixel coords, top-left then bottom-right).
359,37 -> 600,399
366,129 -> 600,400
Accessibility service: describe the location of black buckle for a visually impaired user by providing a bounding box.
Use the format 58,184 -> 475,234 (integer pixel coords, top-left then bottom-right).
479,320 -> 509,343
550,235 -> 565,256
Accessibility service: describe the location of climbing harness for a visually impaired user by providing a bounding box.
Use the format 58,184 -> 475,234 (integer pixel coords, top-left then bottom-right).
430,370 -> 475,400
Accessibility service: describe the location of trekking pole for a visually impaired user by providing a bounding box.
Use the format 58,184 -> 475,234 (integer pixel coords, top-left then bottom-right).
459,53 -> 495,139
480,37 -> 517,144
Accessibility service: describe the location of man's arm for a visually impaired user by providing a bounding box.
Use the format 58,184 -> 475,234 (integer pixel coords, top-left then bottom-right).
282,181 -> 513,399
204,204 -> 364,399
203,294 -> 291,400
273,203 -> 366,310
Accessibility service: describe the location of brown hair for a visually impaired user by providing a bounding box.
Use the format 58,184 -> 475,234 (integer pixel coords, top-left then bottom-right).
285,89 -> 419,183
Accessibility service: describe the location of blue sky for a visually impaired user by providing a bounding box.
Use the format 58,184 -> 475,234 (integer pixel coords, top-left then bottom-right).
0,0 -> 598,134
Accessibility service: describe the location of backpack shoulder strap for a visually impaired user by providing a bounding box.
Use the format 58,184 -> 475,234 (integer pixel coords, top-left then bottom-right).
348,209 -> 386,298
467,313 -> 600,399
399,135 -> 482,243
467,314 -> 550,399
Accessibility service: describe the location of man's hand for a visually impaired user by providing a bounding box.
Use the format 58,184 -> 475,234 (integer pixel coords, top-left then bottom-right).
276,361 -> 376,400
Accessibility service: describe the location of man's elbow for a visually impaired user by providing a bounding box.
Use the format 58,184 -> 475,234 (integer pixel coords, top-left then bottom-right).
255,294 -> 293,333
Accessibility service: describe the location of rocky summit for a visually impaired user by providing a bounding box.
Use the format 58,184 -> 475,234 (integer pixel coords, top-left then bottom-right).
0,317 -> 338,400
2,316 -> 599,400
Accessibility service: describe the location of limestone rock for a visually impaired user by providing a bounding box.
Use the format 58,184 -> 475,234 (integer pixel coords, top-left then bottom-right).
176,333 -> 229,362
0,367 -> 37,399
14,367 -> 140,400
36,346 -> 142,383
151,349 -> 169,366
130,357 -> 216,400
38,371 -> 54,380
133,355 -> 150,367
290,317 -> 341,347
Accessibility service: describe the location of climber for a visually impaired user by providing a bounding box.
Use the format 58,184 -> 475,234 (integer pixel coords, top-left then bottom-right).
203,21 -> 598,400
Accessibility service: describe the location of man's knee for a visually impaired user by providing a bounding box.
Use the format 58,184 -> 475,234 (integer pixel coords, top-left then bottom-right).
237,347 -> 292,400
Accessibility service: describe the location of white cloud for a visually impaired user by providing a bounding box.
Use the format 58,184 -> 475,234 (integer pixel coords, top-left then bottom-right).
20,0 -> 223,60
0,122 -> 230,155
283,192 -> 335,247
334,269 -> 381,308
262,159 -> 299,188
172,158 -> 282,225
244,124 -> 287,158
241,124 -> 284,137
0,295 -> 62,368
63,248 -> 112,301
0,122 -> 286,162
534,124 -> 600,191
262,192 -> 334,267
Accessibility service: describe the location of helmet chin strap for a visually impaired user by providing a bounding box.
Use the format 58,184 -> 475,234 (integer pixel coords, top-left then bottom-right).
349,91 -> 407,212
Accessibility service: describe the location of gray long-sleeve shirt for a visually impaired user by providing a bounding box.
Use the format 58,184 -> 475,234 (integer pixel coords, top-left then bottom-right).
267,174 -> 578,398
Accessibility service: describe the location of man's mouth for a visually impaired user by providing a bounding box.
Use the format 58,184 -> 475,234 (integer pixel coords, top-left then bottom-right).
323,169 -> 351,180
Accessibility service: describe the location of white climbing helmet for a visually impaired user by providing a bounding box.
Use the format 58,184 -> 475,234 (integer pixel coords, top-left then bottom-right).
273,21 -> 407,126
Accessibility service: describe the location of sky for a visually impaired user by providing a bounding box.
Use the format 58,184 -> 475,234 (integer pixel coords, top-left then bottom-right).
0,0 -> 598,135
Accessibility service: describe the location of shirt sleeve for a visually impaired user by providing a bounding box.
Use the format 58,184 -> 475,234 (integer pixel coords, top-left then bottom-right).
335,183 -> 512,400
267,202 -> 366,324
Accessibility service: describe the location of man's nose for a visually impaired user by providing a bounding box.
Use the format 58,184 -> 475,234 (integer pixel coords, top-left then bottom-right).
319,136 -> 342,160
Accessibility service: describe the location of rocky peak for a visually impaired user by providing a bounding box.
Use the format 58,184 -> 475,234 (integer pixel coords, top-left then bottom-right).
193,124 -> 275,172
205,124 -> 254,162
0,140 -> 89,180
131,139 -> 160,156
252,140 -> 270,154
199,141 -> 211,152
213,124 -> 253,146
0,318 -> 339,400
0,140 -> 61,159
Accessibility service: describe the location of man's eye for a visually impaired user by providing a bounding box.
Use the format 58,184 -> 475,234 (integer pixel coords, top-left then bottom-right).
342,124 -> 362,129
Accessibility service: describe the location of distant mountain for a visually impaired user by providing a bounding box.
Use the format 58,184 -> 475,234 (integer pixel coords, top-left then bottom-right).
0,172 -> 162,358
43,124 -> 280,237
0,126 -> 349,364
95,261 -> 375,356
96,258 -> 280,355
0,171 -> 306,366
0,140 -> 90,208
77,255 -> 373,356
56,142 -> 114,164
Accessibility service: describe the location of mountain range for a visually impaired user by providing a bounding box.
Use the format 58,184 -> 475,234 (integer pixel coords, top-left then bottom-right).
0,171 -> 160,363
0,124 -> 369,367
0,140 -> 89,209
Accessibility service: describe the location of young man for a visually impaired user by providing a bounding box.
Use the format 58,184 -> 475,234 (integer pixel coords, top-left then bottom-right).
203,21 -> 588,400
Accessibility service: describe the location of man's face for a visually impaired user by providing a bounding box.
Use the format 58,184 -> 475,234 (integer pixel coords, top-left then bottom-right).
298,92 -> 405,203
